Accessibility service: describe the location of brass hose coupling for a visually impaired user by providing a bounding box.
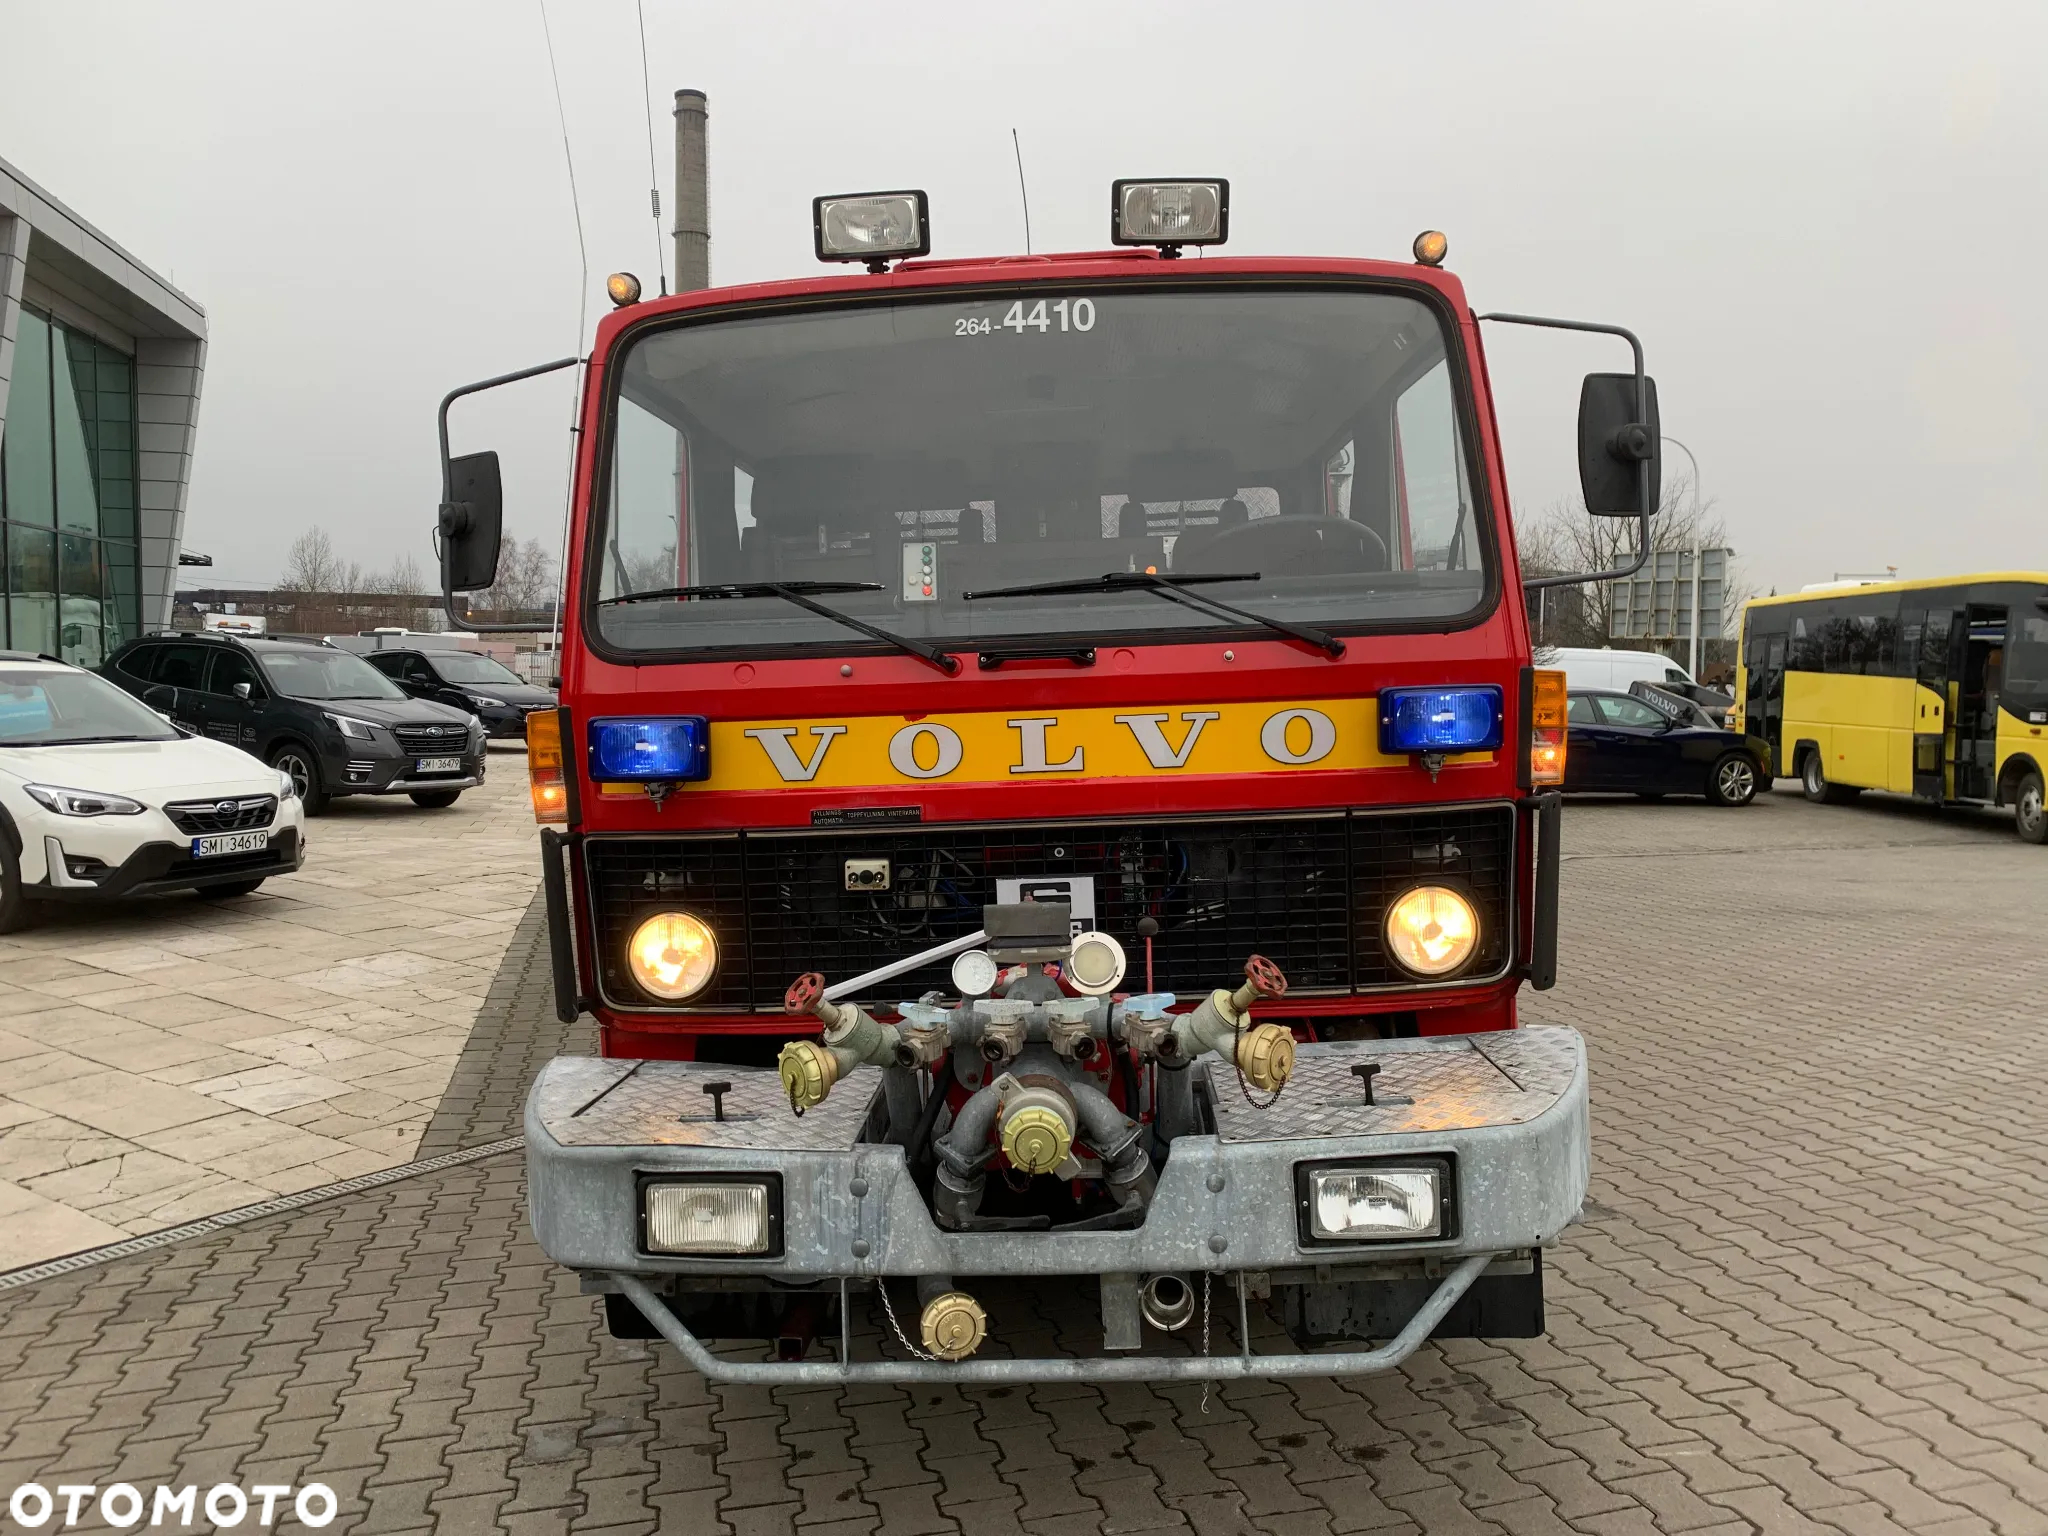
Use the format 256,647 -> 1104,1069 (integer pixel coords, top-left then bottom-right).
776,1040 -> 839,1112
919,1291 -> 987,1361
998,1080 -> 1077,1175
1235,1022 -> 1295,1093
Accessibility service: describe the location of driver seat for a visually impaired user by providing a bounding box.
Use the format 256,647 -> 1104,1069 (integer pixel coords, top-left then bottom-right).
1169,497 -> 1250,573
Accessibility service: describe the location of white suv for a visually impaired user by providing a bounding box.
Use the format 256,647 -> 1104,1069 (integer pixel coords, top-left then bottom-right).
0,652 -> 307,932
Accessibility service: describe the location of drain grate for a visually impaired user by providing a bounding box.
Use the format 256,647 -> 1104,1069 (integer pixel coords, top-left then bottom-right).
0,1135 -> 524,1292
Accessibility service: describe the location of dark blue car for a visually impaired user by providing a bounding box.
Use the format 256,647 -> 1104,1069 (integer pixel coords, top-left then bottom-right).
1564,685 -> 1770,805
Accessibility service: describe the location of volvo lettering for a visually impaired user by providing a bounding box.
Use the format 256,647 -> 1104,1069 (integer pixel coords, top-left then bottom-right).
433,188 -> 1667,1382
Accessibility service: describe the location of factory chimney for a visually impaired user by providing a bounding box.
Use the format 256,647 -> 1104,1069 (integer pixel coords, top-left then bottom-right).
672,89 -> 710,291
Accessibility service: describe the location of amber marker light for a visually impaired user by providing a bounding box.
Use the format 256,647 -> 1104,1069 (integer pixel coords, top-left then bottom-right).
1531,668 -> 1568,786
628,912 -> 719,1001
1412,230 -> 1448,267
1385,886 -> 1479,978
606,272 -> 643,307
526,710 -> 568,823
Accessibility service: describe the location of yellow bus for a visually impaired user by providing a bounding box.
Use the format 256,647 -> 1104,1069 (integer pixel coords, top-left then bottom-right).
1734,573 -> 2048,843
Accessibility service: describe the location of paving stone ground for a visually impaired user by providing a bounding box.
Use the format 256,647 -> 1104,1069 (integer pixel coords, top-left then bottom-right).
0,756 -> 537,1265
3,786 -> 2046,1534
415,889 -> 593,1160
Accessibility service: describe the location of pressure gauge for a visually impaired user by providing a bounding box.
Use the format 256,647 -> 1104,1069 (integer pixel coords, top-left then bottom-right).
951,949 -> 1000,997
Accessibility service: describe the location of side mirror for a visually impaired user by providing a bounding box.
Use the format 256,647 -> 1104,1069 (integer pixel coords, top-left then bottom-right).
439,450 -> 504,593
1578,372 -> 1661,516
143,683 -> 175,710
233,681 -> 253,701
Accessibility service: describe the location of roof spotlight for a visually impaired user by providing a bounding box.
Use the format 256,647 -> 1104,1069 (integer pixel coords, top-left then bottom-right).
1111,179 -> 1229,254
606,272 -> 643,307
1412,230 -> 1448,267
814,190 -> 931,270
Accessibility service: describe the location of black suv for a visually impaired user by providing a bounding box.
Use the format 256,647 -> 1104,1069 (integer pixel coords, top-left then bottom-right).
102,634 -> 485,815
359,646 -> 556,740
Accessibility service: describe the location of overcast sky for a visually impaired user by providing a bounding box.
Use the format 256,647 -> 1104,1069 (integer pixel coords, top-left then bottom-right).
3,0 -> 2042,598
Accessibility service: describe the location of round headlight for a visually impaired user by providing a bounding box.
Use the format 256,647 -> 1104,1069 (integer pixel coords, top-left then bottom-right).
627,912 -> 718,1000
1384,886 -> 1478,978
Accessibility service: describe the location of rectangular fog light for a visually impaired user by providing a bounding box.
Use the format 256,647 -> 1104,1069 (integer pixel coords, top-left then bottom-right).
1305,1166 -> 1444,1241
1111,179 -> 1229,246
643,1181 -> 772,1255
814,190 -> 930,263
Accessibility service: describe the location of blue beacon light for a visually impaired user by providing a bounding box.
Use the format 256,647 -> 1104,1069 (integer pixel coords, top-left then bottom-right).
587,717 -> 712,783
1378,686 -> 1504,776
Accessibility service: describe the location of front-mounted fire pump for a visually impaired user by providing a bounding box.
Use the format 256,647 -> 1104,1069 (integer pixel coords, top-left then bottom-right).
776,902 -> 1294,1238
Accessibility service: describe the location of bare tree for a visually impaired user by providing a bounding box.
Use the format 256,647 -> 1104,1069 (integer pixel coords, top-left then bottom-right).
616,543 -> 679,597
1516,472 -> 1749,653
370,552 -> 428,598
474,537 -> 557,617
361,552 -> 437,630
277,526 -> 364,596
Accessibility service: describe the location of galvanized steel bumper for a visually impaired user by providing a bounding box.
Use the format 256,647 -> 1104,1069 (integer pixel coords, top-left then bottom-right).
525,1028 -> 1589,1382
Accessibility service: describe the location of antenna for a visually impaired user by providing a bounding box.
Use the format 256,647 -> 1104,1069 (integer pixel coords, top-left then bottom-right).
536,0 -> 591,644
536,0 -> 590,351
635,0 -> 669,294
1011,128 -> 1032,255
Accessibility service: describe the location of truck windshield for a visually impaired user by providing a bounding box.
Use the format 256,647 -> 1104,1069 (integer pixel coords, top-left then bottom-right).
594,284 -> 1487,654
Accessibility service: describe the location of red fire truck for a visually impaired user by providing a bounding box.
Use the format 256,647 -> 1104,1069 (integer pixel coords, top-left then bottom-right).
435,182 -> 1660,1384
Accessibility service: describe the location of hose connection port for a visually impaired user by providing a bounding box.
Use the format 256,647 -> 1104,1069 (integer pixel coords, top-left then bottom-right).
998,1079 -> 1078,1175
919,1289 -> 988,1361
1140,1273 -> 1196,1331
776,1040 -> 838,1111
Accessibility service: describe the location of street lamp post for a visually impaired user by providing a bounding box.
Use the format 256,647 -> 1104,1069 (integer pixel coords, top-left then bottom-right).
1661,435 -> 1704,678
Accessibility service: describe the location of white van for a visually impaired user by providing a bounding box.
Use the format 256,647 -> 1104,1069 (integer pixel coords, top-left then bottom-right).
1539,646 -> 1695,693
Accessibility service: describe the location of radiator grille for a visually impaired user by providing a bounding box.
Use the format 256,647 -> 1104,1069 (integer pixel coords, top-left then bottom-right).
164,795 -> 277,835
749,815 -> 1354,1001
393,724 -> 469,755
582,804 -> 1517,1012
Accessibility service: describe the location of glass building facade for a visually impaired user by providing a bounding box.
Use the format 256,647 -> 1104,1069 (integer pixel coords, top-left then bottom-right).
1,304 -> 143,666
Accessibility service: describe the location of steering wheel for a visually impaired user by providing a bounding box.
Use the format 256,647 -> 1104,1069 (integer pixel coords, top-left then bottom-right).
1194,514 -> 1390,575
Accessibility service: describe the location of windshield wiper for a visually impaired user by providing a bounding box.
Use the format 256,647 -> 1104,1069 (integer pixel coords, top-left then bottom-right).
963,572 -> 1344,658
599,581 -> 960,675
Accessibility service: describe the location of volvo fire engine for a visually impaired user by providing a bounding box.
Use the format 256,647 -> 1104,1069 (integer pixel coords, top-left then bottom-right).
434,180 -> 1662,1383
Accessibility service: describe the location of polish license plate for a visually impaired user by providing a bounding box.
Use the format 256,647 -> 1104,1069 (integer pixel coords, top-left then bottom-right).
415,756 -> 463,774
193,831 -> 269,859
